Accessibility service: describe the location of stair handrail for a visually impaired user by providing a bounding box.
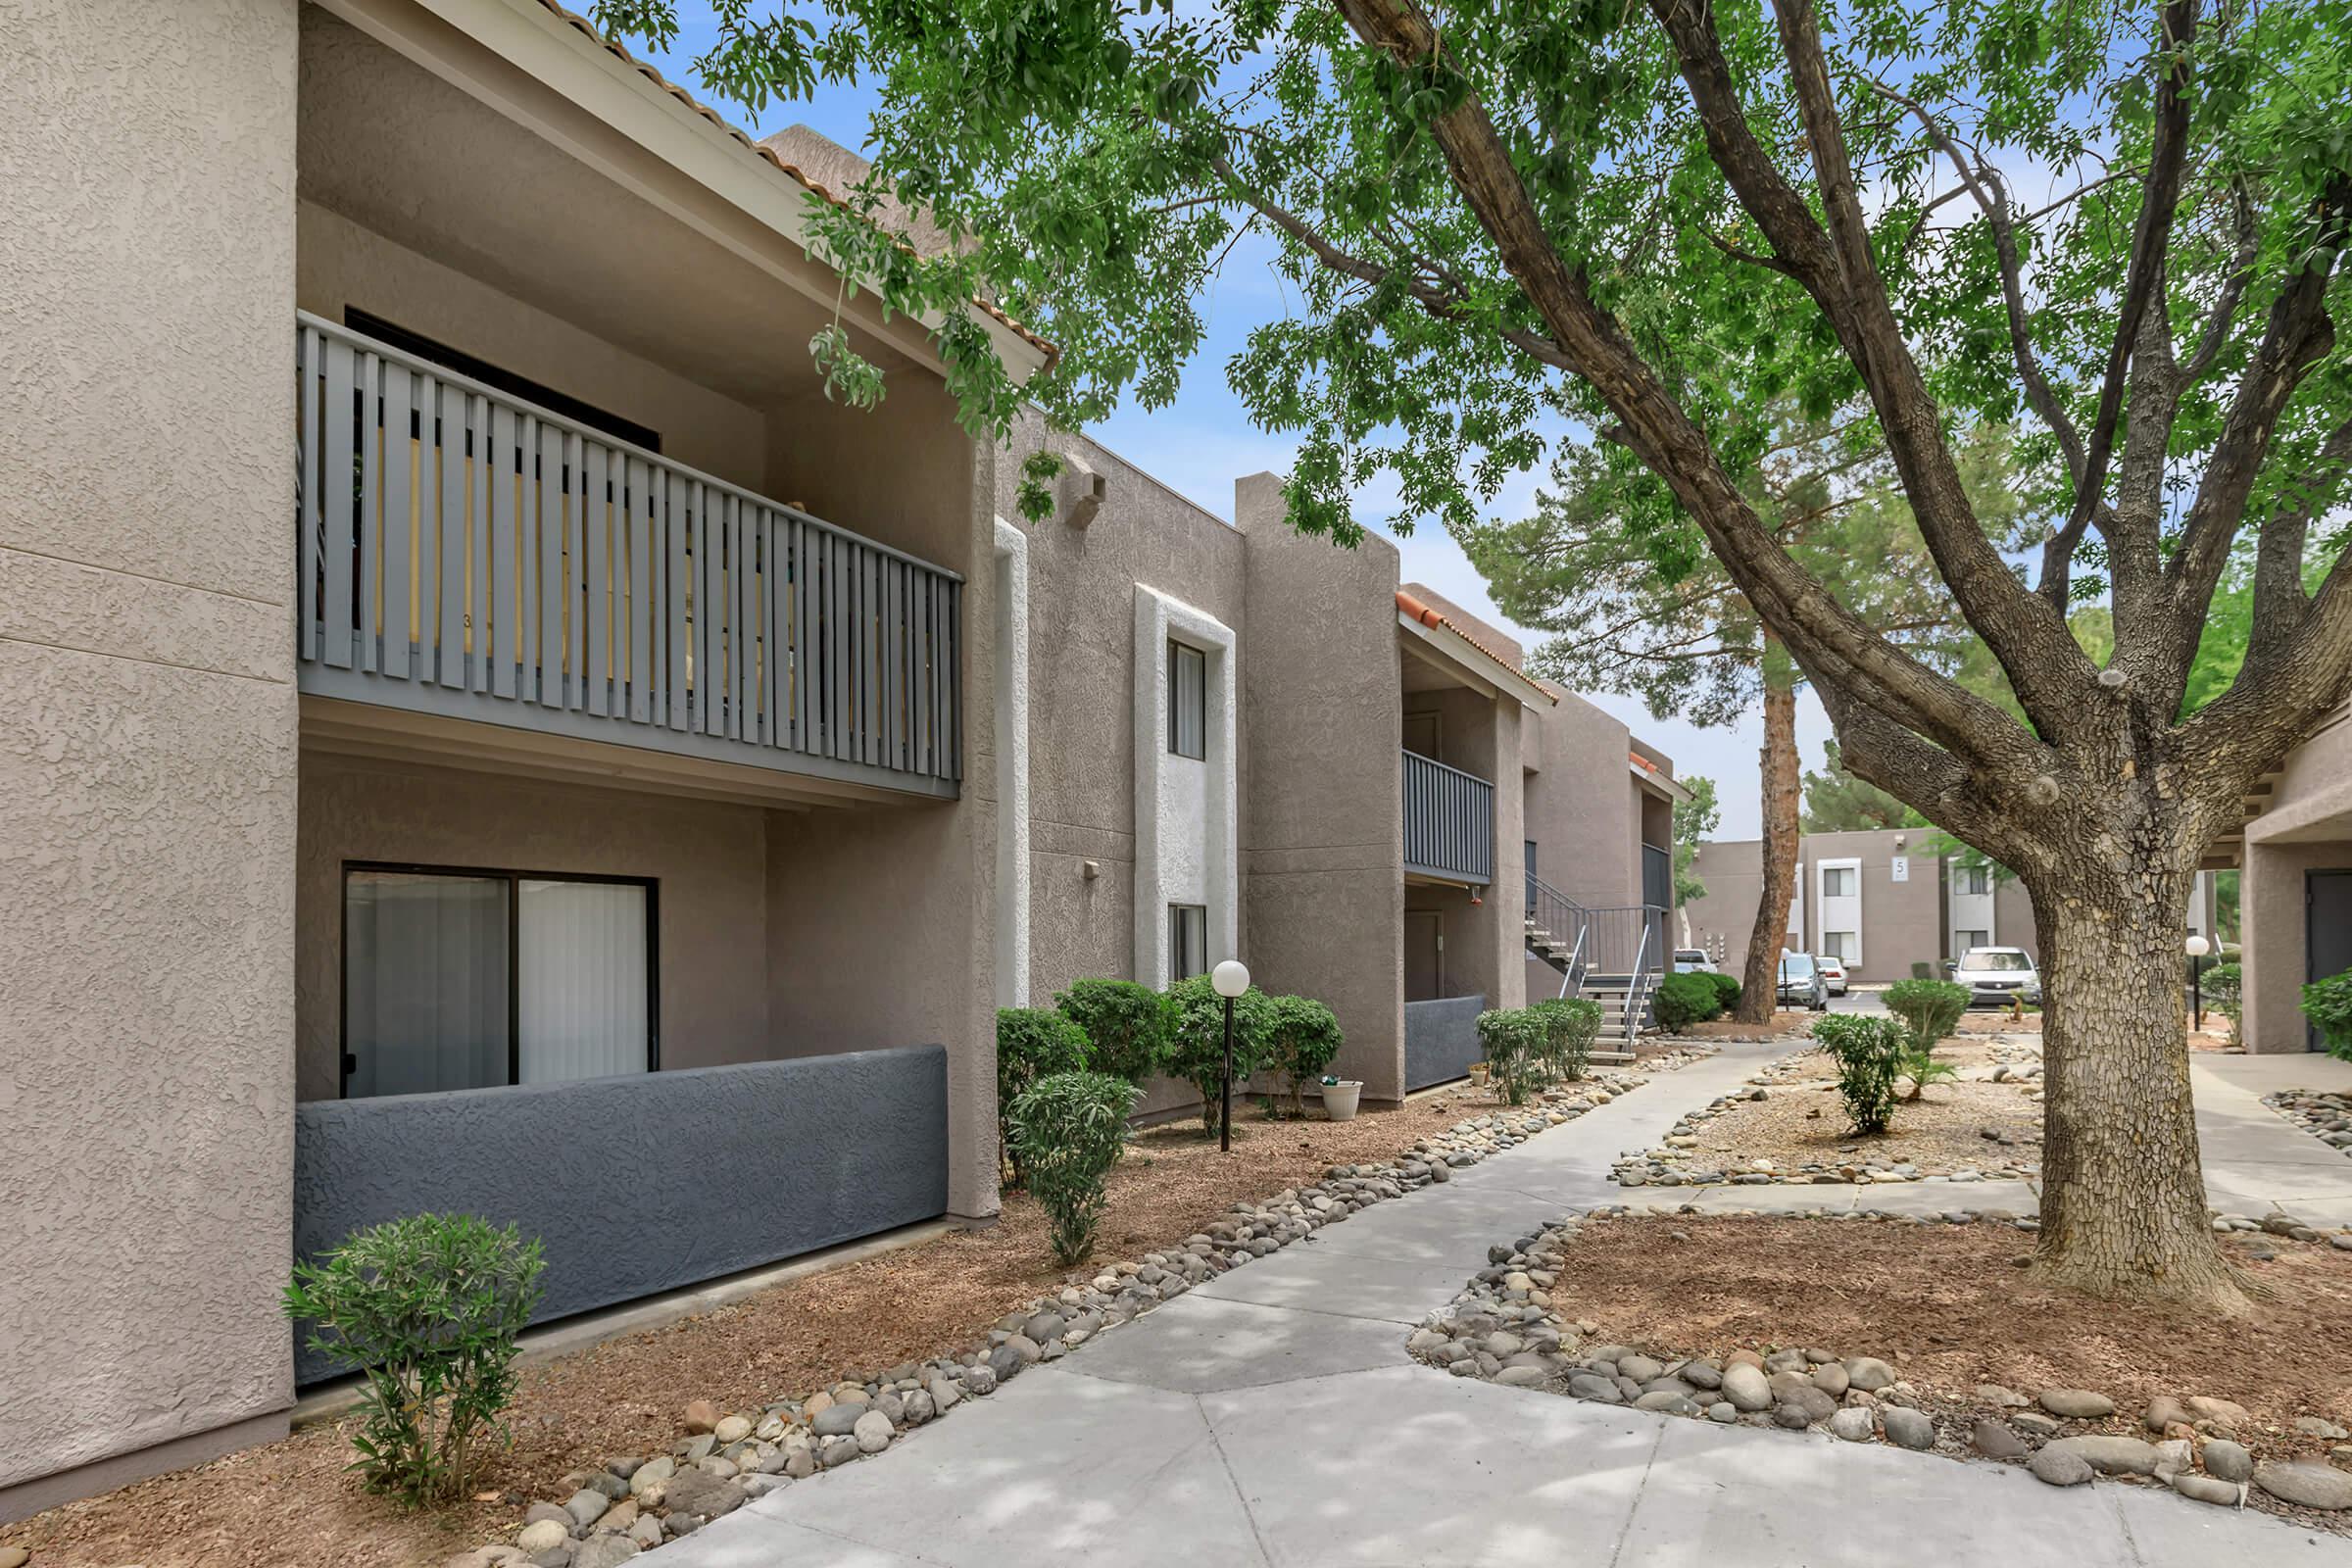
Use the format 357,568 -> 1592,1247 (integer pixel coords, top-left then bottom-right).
1624,918 -> 1652,1040
1555,924 -> 1588,1001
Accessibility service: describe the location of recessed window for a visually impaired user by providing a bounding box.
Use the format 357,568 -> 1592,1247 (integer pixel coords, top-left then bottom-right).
1959,864 -> 1991,896
1822,866 -> 1857,898
1955,928 -> 1989,952
343,864 -> 655,1098
1169,904 -> 1207,982
1168,640 -> 1206,760
1821,931 -> 1858,963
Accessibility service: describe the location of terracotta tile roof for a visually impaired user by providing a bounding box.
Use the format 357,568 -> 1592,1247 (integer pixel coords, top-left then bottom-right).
529,0 -> 1057,365
1396,588 -> 1550,698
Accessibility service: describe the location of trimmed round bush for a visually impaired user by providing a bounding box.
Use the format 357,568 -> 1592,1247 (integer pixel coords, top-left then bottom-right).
1706,971 -> 1741,1012
1263,994 -> 1345,1115
1008,1071 -> 1138,1263
283,1213 -> 544,1507
1884,978 -> 1969,1048
1162,975 -> 1275,1136
1475,1006 -> 1547,1104
1652,971 -> 1727,1032
1054,977 -> 1172,1085
997,1006 -> 1091,1182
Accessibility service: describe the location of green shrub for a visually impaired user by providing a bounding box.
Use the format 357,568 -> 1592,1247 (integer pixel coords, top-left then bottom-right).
1652,971 -> 1727,1032
1528,997 -> 1601,1082
1162,976 -> 1274,1136
1007,1071 -> 1138,1263
2301,970 -> 2352,1060
1476,1006 -> 1548,1104
1898,1045 -> 1960,1102
1885,978 -> 1970,1049
1262,994 -> 1345,1115
1706,971 -> 1741,1012
1054,978 -> 1171,1085
2202,960 -> 2243,1045
997,1007 -> 1091,1182
1811,1013 -> 1907,1134
283,1214 -> 543,1507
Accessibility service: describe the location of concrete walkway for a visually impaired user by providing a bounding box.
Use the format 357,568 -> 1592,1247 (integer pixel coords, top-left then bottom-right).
652,1044 -> 2349,1567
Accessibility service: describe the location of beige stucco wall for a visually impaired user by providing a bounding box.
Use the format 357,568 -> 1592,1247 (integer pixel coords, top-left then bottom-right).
1522,683 -> 1644,911
2239,712 -> 2352,1054
294,754 -> 772,1101
0,0 -> 301,1501
1237,473 -> 1409,1102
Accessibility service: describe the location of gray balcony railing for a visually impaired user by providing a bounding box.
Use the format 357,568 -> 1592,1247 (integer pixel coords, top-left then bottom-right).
294,313 -> 960,795
1401,749 -> 1494,885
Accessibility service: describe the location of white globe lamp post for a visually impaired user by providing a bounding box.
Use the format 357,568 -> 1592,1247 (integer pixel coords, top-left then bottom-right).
1210,959 -> 1250,1152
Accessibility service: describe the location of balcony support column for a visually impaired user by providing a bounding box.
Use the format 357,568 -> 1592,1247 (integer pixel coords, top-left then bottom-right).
1448,693 -> 1525,1015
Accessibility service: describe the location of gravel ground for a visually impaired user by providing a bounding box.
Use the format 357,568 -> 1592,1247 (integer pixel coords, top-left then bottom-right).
1662,1048 -> 2044,1176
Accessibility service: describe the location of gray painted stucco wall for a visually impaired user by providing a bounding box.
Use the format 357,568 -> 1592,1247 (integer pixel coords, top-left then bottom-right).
291,1047 -> 948,1383
1404,996 -> 1489,1092
1523,683 -> 1644,912
295,753 -> 772,1101
2241,711 -> 2352,1054
1237,473 -> 1409,1103
0,0 -> 301,1498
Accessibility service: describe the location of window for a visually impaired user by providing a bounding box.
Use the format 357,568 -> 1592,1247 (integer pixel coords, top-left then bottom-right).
1959,864 -> 1991,896
1167,641 -> 1206,759
1954,929 -> 1989,952
343,865 -> 655,1098
344,308 -> 662,452
1525,840 -> 1539,914
1820,931 -> 1858,963
1169,904 -> 1207,982
1822,865 -> 1857,898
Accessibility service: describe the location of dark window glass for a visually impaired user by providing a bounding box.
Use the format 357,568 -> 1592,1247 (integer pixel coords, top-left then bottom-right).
1168,641 -> 1206,760
1169,904 -> 1207,981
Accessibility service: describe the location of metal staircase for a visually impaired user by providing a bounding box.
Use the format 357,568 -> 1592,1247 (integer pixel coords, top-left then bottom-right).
1524,875 -> 1667,1060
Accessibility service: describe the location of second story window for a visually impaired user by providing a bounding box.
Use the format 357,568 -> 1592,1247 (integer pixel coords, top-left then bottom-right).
1170,904 -> 1207,981
1168,640 -> 1206,760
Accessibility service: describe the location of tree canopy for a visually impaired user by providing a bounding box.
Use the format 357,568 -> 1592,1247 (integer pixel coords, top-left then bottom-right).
1800,740 -> 1928,831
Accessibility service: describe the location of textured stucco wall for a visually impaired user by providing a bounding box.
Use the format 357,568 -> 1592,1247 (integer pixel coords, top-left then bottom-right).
0,0 -> 301,1497
1133,585 -> 1239,985
1523,687 -> 1642,911
295,753 -> 771,1100
292,1047 -> 948,1382
2240,716 -> 2352,1053
1403,996 -> 1488,1092
1236,473 -> 1408,1102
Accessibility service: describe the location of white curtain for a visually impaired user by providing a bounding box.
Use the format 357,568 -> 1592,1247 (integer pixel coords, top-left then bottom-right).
517,879 -> 649,1083
345,871 -> 510,1097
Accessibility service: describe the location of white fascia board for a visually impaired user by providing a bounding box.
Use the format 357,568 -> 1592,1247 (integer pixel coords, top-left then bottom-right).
1396,612 -> 1554,710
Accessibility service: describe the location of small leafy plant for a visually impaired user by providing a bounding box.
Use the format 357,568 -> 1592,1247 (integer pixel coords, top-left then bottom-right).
2301,969 -> 2352,1060
1262,994 -> 1345,1116
1898,1045 -> 1960,1102
2201,960 -> 2242,1045
1054,978 -> 1172,1085
1651,971 -> 1727,1032
997,1007 -> 1092,1183
1528,997 -> 1600,1082
1811,1013 -> 1908,1135
1008,1071 -> 1138,1264
283,1214 -> 543,1507
1475,1006 -> 1547,1104
1161,976 -> 1273,1137
1885,978 -> 1970,1049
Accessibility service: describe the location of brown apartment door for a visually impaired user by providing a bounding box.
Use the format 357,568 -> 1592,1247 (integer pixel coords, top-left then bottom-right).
2309,871 -> 2352,1051
1405,910 -> 1444,1002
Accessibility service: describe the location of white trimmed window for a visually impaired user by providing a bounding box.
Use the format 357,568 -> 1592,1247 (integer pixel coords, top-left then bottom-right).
1168,640 -> 1206,760
1821,931 -> 1858,963
1169,905 -> 1207,981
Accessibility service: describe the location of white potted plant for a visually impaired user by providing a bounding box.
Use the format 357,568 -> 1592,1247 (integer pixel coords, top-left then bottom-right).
1320,1072 -> 1362,1121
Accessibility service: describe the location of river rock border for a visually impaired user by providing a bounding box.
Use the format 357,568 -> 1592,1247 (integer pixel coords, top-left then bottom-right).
447,1049 -> 1718,1566
2264,1090 -> 2352,1160
1409,1207 -> 2352,1524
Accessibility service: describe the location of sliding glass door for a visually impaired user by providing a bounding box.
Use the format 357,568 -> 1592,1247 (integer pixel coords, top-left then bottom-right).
344,865 -> 655,1098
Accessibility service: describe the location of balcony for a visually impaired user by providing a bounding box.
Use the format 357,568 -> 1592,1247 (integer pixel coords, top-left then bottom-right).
293,314 -> 961,799
1401,749 -> 1495,885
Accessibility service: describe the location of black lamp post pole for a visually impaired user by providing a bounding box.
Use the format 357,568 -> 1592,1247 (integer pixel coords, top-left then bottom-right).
2192,956 -> 2205,1032
1220,995 -> 1235,1153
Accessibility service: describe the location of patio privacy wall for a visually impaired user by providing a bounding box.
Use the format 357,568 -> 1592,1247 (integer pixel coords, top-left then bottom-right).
1404,996 -> 1488,1093
291,1046 -> 949,1384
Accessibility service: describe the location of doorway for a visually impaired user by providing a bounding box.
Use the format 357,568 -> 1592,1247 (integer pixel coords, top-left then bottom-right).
1405,910 -> 1444,1002
1401,710 -> 1441,762
2307,870 -> 2352,1051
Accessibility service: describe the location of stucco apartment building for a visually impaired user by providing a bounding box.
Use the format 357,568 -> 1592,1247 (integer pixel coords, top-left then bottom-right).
0,0 -> 1677,1517
2224,701 -> 2352,1053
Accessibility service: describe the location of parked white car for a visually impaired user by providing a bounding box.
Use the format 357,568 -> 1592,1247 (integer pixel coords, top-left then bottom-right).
1818,956 -> 1848,996
1672,949 -> 1716,973
1949,946 -> 2041,1007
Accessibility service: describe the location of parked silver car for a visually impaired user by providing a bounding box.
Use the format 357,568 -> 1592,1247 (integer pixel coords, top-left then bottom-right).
1777,952 -> 1829,1011
1947,946 -> 2041,1007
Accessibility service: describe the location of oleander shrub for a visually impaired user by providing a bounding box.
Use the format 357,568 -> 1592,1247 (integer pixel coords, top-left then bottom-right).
283,1214 -> 544,1507
1885,978 -> 1970,1050
1528,997 -> 1601,1082
1652,971 -> 1727,1032
997,1006 -> 1092,1182
2301,970 -> 2352,1061
1476,1006 -> 1548,1104
1007,1071 -> 1139,1263
1162,975 -> 1275,1136
1811,1013 -> 1907,1135
1706,971 -> 1742,1012
1262,994 -> 1345,1116
2202,960 -> 2243,1045
1054,978 -> 1172,1085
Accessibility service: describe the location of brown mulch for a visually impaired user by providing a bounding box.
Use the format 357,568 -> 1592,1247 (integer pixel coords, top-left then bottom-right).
0,1096 -> 1508,1568
1558,1215 -> 2352,1446
1680,1052 -> 2043,1175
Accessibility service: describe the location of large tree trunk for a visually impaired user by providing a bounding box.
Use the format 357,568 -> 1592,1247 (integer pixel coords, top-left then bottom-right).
2027,863 -> 2247,1310
1736,657 -> 1801,1022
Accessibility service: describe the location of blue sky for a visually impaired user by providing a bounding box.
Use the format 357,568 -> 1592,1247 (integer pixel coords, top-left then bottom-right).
632,7 -> 1835,838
